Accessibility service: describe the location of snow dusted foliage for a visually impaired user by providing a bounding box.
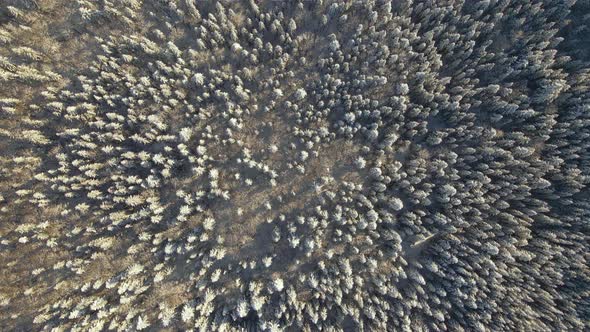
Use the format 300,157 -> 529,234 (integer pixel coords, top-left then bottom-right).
0,0 -> 589,331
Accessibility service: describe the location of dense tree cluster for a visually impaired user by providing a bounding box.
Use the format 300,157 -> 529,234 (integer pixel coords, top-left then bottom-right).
0,0 -> 589,331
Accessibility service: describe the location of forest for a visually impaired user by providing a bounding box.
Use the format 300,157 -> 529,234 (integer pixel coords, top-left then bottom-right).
0,0 -> 588,331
